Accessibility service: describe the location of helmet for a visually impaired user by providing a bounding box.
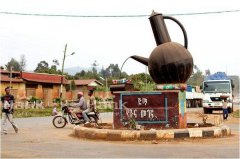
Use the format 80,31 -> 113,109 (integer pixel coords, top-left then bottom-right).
77,92 -> 83,95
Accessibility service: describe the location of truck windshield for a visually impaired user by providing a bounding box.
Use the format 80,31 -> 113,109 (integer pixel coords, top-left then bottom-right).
203,81 -> 230,93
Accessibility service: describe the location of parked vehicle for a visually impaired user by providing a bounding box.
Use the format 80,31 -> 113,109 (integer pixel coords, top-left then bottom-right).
52,105 -> 99,128
202,72 -> 234,114
186,85 -> 203,108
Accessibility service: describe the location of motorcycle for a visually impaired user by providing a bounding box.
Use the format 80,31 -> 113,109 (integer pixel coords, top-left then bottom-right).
52,105 -> 100,128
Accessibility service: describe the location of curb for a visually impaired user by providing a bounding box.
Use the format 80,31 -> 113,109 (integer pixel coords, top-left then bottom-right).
73,124 -> 231,141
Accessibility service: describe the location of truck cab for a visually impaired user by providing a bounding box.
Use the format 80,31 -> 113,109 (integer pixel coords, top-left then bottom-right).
202,79 -> 233,114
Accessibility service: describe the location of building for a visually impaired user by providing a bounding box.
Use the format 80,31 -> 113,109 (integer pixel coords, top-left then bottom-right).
67,79 -> 104,100
69,79 -> 103,91
0,69 -> 25,99
21,72 -> 68,106
0,69 -> 68,106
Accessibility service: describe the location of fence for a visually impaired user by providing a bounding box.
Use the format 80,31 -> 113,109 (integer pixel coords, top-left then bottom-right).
15,101 -> 44,109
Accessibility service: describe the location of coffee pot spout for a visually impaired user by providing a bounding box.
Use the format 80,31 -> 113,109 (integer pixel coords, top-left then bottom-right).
130,55 -> 149,66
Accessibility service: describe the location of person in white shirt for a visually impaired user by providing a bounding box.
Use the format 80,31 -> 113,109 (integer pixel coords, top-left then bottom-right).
1,87 -> 18,135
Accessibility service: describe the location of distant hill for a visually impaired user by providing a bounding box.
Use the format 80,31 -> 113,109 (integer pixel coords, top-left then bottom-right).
64,66 -> 101,75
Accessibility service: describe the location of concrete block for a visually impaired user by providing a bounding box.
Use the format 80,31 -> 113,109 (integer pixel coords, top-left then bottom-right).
107,130 -> 122,141
95,129 -> 108,140
188,128 -> 202,138
174,130 -> 189,138
84,129 -> 96,139
220,125 -> 231,136
156,130 -> 174,139
139,131 -> 156,140
77,127 -> 87,138
202,130 -> 214,137
121,130 -> 137,141
213,128 -> 222,137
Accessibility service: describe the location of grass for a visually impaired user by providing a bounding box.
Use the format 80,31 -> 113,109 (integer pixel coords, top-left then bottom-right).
13,107 -> 54,118
1,106 -> 113,118
232,109 -> 240,118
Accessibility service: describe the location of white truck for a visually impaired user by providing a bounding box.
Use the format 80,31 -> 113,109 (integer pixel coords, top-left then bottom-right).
202,72 -> 234,114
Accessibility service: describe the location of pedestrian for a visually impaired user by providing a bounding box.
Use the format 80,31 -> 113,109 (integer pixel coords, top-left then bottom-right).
52,106 -> 58,116
222,98 -> 228,120
1,87 -> 18,135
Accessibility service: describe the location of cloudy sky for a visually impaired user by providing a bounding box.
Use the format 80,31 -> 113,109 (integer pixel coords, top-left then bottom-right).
0,0 -> 240,76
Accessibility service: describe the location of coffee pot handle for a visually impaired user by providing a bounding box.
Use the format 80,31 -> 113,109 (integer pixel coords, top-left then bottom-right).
163,16 -> 188,49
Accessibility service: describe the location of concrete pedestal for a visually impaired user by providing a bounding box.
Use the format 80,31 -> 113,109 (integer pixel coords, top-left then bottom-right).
112,89 -> 187,129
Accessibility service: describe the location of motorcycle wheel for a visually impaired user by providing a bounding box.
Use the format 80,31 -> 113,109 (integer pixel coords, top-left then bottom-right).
52,116 -> 67,128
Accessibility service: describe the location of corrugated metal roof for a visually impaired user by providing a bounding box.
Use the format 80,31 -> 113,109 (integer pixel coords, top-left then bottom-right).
21,72 -> 68,84
70,79 -> 103,86
0,75 -> 24,83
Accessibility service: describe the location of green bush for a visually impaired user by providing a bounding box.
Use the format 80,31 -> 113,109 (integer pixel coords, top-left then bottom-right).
28,96 -> 42,103
105,97 -> 113,101
53,98 -> 61,103
97,107 -> 113,113
95,96 -> 104,102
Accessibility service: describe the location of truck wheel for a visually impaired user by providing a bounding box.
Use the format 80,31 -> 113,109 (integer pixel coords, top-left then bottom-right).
208,109 -> 212,114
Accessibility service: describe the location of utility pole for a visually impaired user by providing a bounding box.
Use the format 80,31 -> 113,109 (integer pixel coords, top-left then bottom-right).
10,66 -> 13,93
59,44 -> 75,101
60,44 -> 67,99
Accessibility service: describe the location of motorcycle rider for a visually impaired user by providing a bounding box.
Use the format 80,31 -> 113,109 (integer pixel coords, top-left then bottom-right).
1,87 -> 18,135
82,90 -> 96,124
71,91 -> 87,123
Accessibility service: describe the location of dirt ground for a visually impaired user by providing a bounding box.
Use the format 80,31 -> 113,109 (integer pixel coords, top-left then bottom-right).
1,108 -> 239,158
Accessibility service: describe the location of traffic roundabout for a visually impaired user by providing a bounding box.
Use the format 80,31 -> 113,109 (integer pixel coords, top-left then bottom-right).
72,123 -> 231,141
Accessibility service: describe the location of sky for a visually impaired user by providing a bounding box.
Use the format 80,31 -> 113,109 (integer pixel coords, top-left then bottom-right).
0,0 -> 240,76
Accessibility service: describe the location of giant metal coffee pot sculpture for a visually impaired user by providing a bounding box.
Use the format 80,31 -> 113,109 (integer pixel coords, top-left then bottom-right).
131,11 -> 193,84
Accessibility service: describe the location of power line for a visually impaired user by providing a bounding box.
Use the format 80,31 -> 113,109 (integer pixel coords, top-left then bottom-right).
0,11 -> 147,17
169,9 -> 240,16
0,9 -> 240,18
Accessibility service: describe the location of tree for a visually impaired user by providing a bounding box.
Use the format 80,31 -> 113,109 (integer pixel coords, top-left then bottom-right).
5,58 -> 21,71
19,54 -> 27,71
74,70 -> 86,79
106,64 -> 121,78
34,60 -> 62,74
100,66 -> 107,78
34,61 -> 49,73
187,65 -> 204,86
52,59 -> 59,66
130,73 -> 155,91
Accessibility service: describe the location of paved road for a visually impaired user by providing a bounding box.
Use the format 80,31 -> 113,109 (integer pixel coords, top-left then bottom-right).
1,109 -> 239,158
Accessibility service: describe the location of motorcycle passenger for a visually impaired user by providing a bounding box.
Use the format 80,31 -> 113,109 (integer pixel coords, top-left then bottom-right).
82,90 -> 96,124
71,92 -> 87,123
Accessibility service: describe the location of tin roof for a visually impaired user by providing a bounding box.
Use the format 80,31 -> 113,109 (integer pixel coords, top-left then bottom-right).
0,74 -> 24,83
0,69 -> 21,74
70,79 -> 103,86
21,72 -> 68,84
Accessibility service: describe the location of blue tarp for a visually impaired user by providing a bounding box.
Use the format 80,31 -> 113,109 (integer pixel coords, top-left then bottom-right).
205,72 -> 230,80
186,85 -> 192,92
